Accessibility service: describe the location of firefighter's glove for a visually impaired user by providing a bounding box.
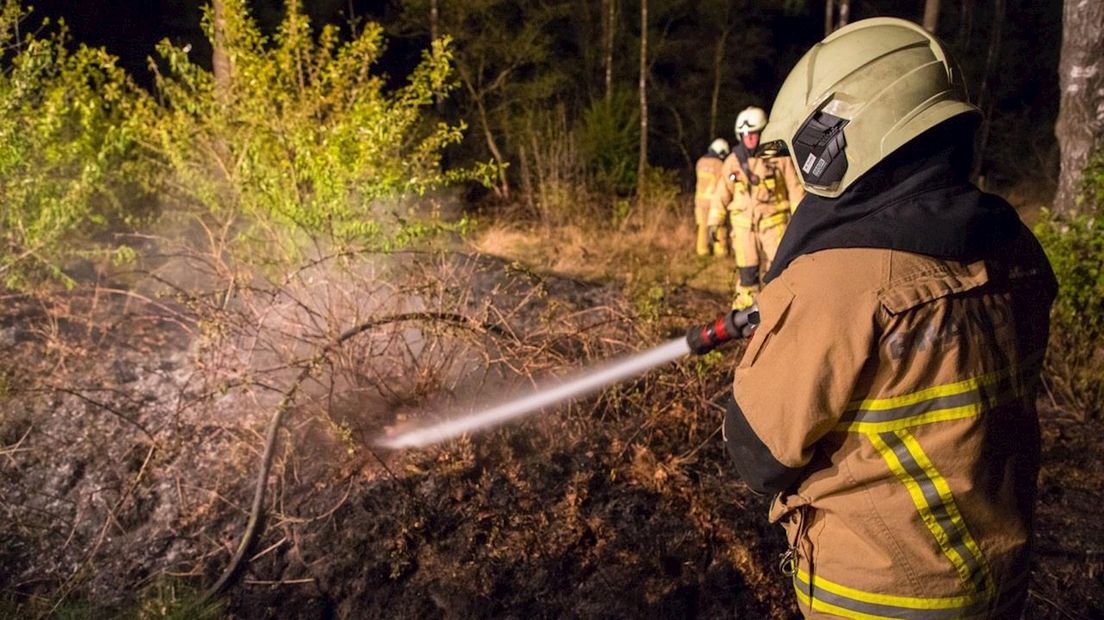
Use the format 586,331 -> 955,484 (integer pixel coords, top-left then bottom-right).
707,225 -> 720,244
686,304 -> 760,355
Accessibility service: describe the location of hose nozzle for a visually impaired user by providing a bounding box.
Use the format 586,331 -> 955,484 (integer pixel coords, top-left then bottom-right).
685,304 -> 759,355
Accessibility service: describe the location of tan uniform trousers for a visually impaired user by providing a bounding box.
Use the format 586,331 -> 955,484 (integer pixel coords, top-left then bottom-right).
730,201 -> 789,309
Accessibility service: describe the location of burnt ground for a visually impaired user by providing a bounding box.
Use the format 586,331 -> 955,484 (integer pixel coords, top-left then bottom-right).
0,251 -> 1101,619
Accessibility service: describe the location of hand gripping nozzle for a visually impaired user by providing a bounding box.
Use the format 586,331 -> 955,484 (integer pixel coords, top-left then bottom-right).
685,304 -> 760,355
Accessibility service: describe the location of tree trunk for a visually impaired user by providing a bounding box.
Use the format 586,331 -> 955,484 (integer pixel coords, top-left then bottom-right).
430,0 -> 439,43
212,0 -> 231,98
709,27 -> 729,141
838,0 -> 850,29
973,0 -> 1005,180
958,0 -> 975,49
604,0 -> 616,100
464,79 -> 511,199
825,0 -> 835,36
637,0 -> 648,203
1054,0 -> 1104,216
923,0 -> 941,33
430,0 -> 442,113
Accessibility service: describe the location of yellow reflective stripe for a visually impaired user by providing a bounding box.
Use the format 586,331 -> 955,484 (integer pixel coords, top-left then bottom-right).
897,431 -> 994,592
840,402 -> 984,434
730,215 -> 753,229
760,212 -> 788,229
870,431 -> 993,596
846,369 -> 1007,412
795,568 -> 988,611
845,351 -> 1044,413
795,588 -> 893,620
836,357 -> 1042,433
695,170 -> 717,198
869,433 -> 980,592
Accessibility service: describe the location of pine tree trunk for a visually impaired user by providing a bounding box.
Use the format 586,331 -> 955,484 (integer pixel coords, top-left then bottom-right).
430,0 -> 442,113
838,0 -> 850,29
430,0 -> 439,43
1054,0 -> 1104,215
212,0 -> 231,98
958,0 -> 975,49
923,0 -> 941,33
709,28 -> 728,141
604,0 -> 616,100
637,0 -> 648,203
973,0 -> 1005,180
825,0 -> 835,36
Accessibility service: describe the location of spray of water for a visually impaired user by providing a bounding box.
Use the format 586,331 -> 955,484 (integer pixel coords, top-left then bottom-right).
377,337 -> 691,449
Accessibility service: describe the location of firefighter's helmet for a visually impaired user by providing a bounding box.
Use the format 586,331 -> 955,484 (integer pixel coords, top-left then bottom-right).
757,17 -> 979,198
734,107 -> 768,136
709,138 -> 731,158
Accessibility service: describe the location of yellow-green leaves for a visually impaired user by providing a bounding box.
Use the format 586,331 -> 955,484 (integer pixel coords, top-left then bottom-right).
147,2 -> 487,265
0,1 -> 150,289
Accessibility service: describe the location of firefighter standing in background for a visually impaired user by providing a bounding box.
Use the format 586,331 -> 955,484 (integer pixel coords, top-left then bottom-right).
694,138 -> 730,256
708,106 -> 804,309
722,18 -> 1055,618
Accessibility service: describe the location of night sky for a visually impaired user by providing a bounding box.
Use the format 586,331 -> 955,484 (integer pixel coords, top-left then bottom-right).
27,0 -> 389,85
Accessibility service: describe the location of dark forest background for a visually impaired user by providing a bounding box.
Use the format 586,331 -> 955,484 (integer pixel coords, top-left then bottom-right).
28,0 -> 1062,194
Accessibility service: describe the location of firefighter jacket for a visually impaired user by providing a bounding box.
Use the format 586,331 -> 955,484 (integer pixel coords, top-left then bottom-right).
722,130 -> 1057,619
707,150 -> 804,231
695,154 -> 725,222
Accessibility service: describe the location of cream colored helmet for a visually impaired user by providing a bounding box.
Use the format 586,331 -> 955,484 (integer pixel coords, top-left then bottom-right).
758,17 -> 979,198
708,138 -> 731,158
734,107 -> 768,135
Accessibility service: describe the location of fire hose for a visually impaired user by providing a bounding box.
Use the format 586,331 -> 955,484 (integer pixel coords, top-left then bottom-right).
378,304 -> 759,449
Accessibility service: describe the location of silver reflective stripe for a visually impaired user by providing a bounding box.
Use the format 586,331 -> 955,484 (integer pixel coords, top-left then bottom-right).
849,374 -> 1016,425
794,572 -> 991,619
881,432 -> 991,594
852,387 -> 981,423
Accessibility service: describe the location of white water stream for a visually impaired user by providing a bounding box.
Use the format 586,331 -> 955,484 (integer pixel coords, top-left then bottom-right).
377,337 -> 691,449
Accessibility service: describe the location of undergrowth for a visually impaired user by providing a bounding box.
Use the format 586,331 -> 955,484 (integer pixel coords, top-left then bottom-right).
1036,152 -> 1104,419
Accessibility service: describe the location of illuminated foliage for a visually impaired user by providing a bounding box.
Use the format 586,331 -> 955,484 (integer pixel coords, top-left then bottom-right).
146,0 -> 493,264
0,0 -> 149,288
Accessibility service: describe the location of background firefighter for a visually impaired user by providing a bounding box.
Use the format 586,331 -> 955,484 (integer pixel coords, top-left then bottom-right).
708,106 -> 804,310
694,138 -> 730,256
721,18 -> 1056,619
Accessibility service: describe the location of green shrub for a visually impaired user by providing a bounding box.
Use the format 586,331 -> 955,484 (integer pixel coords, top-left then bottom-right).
1036,153 -> 1104,418
0,0 -> 150,289
579,89 -> 639,196
145,0 -> 494,264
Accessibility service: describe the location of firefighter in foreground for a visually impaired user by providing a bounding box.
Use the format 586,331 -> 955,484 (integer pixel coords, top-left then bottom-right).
707,106 -> 804,309
721,18 -> 1056,619
694,138 -> 730,256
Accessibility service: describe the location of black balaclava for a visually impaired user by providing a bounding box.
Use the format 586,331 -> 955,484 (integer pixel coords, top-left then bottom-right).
765,117 -> 1023,284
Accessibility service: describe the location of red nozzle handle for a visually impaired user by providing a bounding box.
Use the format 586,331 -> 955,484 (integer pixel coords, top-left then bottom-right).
685,304 -> 759,355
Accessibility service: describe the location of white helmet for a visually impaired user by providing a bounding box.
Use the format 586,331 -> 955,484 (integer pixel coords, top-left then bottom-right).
708,138 -> 730,158
735,106 -> 768,135
759,18 -> 978,197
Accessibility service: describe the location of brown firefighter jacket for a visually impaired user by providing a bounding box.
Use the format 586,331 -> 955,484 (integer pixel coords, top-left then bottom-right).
727,225 -> 1056,618
695,154 -> 725,220
708,150 -> 805,230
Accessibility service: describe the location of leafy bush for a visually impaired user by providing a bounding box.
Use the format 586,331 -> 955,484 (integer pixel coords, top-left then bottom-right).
145,0 -> 494,264
0,0 -> 150,289
1036,153 -> 1104,418
579,89 -> 639,196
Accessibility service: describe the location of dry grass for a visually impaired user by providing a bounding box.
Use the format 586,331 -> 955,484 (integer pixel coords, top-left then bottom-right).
470,199 -> 735,300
